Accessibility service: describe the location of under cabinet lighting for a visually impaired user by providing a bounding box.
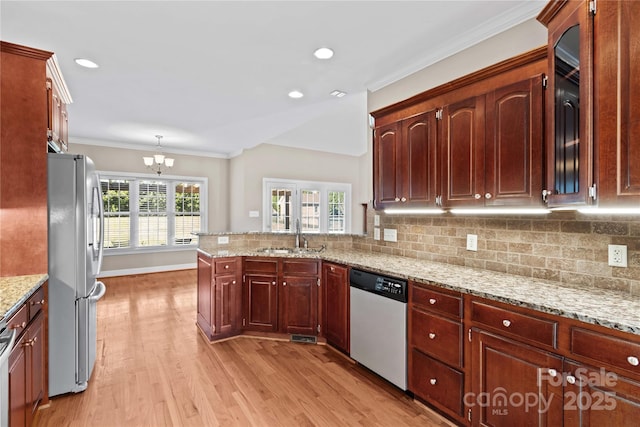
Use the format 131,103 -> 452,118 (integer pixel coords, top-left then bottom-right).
384,208 -> 445,215
577,207 -> 640,215
450,208 -> 551,215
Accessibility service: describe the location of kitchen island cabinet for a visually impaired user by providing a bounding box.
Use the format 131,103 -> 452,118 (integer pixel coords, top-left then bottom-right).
243,257 -> 279,333
279,259 -> 319,336
196,252 -> 241,341
322,262 -> 349,353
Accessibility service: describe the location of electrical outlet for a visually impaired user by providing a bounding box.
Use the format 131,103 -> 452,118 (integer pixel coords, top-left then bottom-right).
383,228 -> 397,242
466,234 -> 478,251
608,244 -> 627,267
217,236 -> 229,245
374,228 -> 381,241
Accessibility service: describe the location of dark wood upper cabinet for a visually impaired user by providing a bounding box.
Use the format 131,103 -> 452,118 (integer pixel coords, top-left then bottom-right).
441,96 -> 485,208
538,0 -> 595,207
593,0 -> 640,206
373,122 -> 401,206
485,75 -> 544,206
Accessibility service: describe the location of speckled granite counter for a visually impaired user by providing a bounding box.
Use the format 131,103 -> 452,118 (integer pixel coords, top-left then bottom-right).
198,247 -> 640,335
0,274 -> 48,321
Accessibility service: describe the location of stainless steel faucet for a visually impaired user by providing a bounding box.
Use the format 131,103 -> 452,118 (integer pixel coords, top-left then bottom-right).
295,219 -> 301,249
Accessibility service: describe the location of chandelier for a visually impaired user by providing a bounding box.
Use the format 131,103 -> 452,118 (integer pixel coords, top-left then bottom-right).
143,135 -> 174,175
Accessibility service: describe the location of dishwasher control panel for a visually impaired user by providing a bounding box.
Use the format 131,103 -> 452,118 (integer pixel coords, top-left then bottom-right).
350,269 -> 407,303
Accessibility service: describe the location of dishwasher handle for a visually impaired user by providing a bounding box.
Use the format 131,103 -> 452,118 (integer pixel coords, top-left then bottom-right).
0,328 -> 17,365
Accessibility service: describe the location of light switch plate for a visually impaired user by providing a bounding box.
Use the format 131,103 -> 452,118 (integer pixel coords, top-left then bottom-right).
217,236 -> 229,245
383,228 -> 397,242
374,214 -> 380,226
608,244 -> 627,267
249,210 -> 260,218
374,228 -> 381,241
466,234 -> 478,251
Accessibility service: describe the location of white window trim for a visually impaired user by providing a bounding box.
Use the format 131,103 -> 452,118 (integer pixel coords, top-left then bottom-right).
262,178 -> 351,233
100,171 -> 208,255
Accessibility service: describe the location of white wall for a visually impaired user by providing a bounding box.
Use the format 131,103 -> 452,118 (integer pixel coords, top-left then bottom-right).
70,142 -> 229,275
229,143 -> 367,233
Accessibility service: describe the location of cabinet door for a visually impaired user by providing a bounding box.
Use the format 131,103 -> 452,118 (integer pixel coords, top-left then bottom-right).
244,275 -> 278,332
441,96 -> 485,207
470,329 -> 563,426
542,0 -> 594,206
373,122 -> 401,207
28,312 -> 45,418
322,263 -> 349,352
402,111 -> 439,206
196,253 -> 213,337
9,334 -> 27,427
215,273 -> 241,336
280,276 -> 318,336
595,0 -> 640,206
485,75 -> 544,207
564,360 -> 640,426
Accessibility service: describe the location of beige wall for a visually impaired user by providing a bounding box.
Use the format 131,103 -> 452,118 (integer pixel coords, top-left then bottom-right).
228,143 -> 367,234
71,142 -> 229,276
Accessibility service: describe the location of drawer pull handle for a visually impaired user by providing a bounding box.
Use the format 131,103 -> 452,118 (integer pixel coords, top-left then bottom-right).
566,375 -> 576,385
428,333 -> 436,340
31,299 -> 45,306
429,378 -> 437,385
502,320 -> 511,328
11,321 -> 26,329
627,356 -> 639,367
548,369 -> 557,378
429,298 -> 436,305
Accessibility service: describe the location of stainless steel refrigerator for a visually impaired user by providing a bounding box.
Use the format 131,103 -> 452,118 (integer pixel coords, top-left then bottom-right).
48,153 -> 106,397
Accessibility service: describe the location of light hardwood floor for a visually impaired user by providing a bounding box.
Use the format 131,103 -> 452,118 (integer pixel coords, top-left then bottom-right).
35,270 -> 456,427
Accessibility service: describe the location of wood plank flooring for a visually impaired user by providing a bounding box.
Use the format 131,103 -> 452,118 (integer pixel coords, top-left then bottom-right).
35,270 -> 455,427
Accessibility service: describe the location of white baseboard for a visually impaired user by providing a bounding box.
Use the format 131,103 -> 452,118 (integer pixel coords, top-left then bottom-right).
98,263 -> 196,278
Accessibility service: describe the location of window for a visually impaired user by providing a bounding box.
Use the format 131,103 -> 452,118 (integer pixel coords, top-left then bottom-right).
100,172 -> 207,252
263,178 -> 350,233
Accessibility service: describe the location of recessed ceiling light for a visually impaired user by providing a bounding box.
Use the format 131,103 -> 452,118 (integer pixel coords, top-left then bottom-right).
313,47 -> 334,60
74,58 -> 99,68
288,90 -> 304,99
330,90 -> 346,98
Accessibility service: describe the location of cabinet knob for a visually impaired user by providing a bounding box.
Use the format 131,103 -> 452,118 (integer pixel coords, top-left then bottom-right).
394,197 -> 400,202
11,321 -> 26,329
428,333 -> 436,340
502,319 -> 511,328
474,193 -> 481,200
627,356 -> 639,367
224,265 -> 229,269
547,369 -> 557,378
429,378 -> 437,386
330,266 -> 335,272
485,193 -> 492,199
272,281 -> 276,286
566,375 -> 576,385
401,197 -> 407,202
31,299 -> 45,305
429,298 -> 436,305
283,282 -> 287,286
232,280 -> 236,285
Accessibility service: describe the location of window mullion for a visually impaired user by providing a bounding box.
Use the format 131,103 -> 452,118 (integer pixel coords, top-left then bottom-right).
167,181 -> 175,247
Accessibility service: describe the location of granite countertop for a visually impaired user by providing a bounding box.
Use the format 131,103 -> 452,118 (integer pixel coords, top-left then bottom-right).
0,274 -> 48,321
198,246 -> 640,335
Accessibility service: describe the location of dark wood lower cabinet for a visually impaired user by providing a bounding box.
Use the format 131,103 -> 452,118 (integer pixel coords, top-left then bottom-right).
279,276 -> 317,336
244,274 -> 278,332
470,328 -> 564,427
322,262 -> 349,353
411,349 -> 464,418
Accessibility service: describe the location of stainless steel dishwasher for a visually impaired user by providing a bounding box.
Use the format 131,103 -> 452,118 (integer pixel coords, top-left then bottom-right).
349,268 -> 407,390
0,321 -> 17,427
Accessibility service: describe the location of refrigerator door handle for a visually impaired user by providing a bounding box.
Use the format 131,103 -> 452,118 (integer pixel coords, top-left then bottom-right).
88,281 -> 106,302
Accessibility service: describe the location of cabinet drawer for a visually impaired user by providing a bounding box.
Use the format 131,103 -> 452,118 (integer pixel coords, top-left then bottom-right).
244,258 -> 278,274
571,327 -> 640,376
411,308 -> 462,368
411,284 -> 462,318
27,286 -> 46,320
214,258 -> 237,274
7,304 -> 28,340
282,260 -> 318,276
410,349 -> 464,417
471,301 -> 557,348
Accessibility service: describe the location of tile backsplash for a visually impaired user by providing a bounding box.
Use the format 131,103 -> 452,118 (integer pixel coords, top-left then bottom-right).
354,209 -> 640,296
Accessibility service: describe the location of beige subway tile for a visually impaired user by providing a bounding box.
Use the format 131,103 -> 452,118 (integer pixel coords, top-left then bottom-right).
532,268 -> 560,282
485,261 -> 508,273
562,247 -> 595,261
560,271 -> 594,286
465,258 -> 486,269
576,260 -> 611,276
546,258 -> 577,272
508,242 -> 533,254
520,255 -> 546,268
507,264 -> 532,277
486,240 -> 509,252
532,244 -> 562,258
592,277 -> 631,293
507,219 -> 532,231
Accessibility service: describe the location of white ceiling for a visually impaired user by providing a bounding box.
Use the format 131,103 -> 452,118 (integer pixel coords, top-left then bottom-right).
1,1 -> 545,158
